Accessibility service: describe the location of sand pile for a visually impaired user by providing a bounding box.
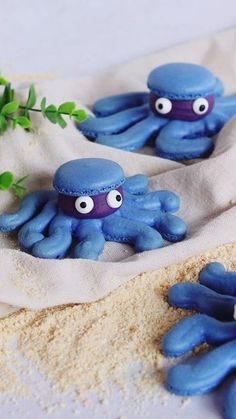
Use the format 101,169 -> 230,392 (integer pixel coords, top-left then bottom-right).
0,242 -> 235,416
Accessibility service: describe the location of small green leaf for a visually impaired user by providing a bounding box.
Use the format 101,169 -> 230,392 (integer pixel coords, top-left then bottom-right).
0,171 -> 14,190
26,84 -> 37,109
40,97 -> 47,116
58,102 -> 76,115
0,114 -> 8,132
0,75 -> 9,85
0,84 -> 14,110
1,100 -> 19,115
56,113 -> 67,128
15,116 -> 31,128
45,104 -> 58,123
72,109 -> 87,122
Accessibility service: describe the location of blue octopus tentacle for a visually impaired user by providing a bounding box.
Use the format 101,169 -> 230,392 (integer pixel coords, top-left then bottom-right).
215,94 -> 236,119
199,262 -> 236,296
18,200 -> 58,252
123,175 -> 148,195
78,104 -> 149,139
96,114 -> 167,150
156,213 -> 187,242
31,213 -> 77,259
168,282 -> 236,320
0,191 -> 57,233
163,314 -> 236,357
93,92 -> 149,116
125,190 -> 180,212
225,377 -> 236,419
155,120 -> 214,160
120,204 -> 161,225
120,204 -> 186,242
166,339 -> 236,396
214,78 -> 224,97
74,219 -> 105,260
203,108 -> 229,136
103,214 -> 164,251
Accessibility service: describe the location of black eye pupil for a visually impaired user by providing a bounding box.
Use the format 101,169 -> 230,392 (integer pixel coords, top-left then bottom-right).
158,103 -> 163,110
116,194 -> 121,202
80,202 -> 87,208
199,104 -> 205,112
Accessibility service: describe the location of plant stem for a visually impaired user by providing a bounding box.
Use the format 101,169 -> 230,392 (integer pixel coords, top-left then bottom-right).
19,105 -> 72,116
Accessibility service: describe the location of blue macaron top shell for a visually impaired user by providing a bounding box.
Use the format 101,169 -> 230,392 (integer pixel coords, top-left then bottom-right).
53,158 -> 125,196
147,63 -> 223,99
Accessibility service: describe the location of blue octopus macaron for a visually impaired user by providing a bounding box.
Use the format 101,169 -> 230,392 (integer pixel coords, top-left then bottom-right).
78,62 -> 236,160
0,158 -> 187,260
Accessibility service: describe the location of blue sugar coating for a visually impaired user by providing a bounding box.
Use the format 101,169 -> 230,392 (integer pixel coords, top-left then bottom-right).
53,158 -> 125,196
147,63 -> 223,99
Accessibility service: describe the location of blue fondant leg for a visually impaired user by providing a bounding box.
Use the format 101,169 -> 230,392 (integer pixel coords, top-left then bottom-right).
78,105 -> 149,139
103,215 -> 164,251
120,204 -> 160,225
96,114 -> 167,150
93,92 -> 149,116
155,120 -> 214,160
168,282 -> 236,320
216,94 -> 236,119
74,220 -> 105,260
200,262 -> 236,296
124,175 -> 148,195
0,191 -> 57,233
18,200 -> 58,252
126,190 -> 180,212
119,205 -> 186,243
156,213 -> 187,242
166,339 -> 236,396
163,314 -> 236,357
31,214 -> 75,259
225,377 -> 236,419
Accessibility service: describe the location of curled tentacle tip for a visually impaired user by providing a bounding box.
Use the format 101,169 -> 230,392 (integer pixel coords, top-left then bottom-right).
200,261 -> 226,279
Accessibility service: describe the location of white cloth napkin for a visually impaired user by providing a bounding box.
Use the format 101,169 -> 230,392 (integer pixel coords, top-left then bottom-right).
0,28 -> 236,316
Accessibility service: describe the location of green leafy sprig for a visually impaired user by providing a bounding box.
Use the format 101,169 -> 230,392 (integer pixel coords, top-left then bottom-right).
0,171 -> 28,198
0,81 -> 87,134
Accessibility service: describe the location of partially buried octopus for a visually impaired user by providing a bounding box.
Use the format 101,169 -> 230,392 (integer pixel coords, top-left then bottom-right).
163,262 -> 236,419
0,158 -> 187,260
78,63 -> 236,161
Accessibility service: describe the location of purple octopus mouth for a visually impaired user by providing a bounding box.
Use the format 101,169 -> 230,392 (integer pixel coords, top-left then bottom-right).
58,186 -> 124,219
149,93 -> 215,121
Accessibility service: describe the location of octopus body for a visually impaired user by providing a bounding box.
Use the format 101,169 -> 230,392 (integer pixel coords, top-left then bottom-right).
163,262 -> 236,419
0,158 -> 187,260
78,63 -> 236,161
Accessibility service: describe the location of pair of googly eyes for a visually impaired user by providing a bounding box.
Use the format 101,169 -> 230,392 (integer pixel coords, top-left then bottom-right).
155,97 -> 209,115
75,189 -> 123,214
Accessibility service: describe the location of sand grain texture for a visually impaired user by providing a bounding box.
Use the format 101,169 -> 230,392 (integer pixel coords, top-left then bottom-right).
0,242 -> 235,415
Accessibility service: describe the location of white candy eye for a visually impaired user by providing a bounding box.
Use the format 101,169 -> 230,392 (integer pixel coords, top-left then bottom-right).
75,196 -> 94,214
192,98 -> 209,115
155,97 -> 172,114
106,190 -> 123,209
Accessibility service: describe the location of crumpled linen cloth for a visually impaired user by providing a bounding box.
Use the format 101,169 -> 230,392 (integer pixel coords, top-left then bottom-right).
0,28 -> 236,317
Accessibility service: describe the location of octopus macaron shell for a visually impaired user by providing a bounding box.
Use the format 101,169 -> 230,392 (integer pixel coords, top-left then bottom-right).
53,158 -> 125,197
147,62 -> 224,100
